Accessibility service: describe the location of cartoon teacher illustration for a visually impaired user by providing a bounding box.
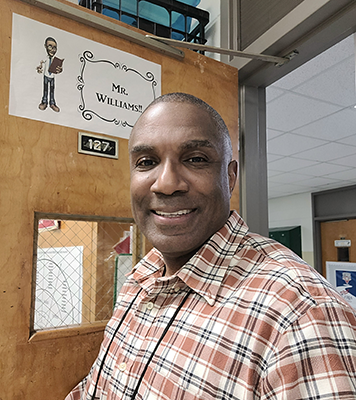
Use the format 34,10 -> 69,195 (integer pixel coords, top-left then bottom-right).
36,37 -> 64,112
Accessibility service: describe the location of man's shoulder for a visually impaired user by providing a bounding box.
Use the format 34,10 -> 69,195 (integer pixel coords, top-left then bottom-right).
241,231 -> 306,267
227,230 -> 348,313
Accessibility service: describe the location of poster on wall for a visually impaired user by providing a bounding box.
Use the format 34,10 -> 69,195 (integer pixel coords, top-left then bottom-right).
326,261 -> 356,311
9,13 -> 161,139
34,246 -> 83,330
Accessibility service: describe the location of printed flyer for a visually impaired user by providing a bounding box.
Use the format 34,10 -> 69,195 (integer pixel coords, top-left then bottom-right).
326,261 -> 356,310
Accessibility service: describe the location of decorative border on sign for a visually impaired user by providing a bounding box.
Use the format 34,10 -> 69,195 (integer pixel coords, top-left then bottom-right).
77,51 -> 158,127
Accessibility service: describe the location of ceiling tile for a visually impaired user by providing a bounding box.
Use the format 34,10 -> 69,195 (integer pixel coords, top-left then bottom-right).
266,34 -> 356,199
266,87 -> 286,103
337,134 -> 356,146
268,171 -> 312,185
267,169 -> 284,178
294,142 -> 356,162
268,188 -> 290,199
327,169 -> 356,181
330,154 -> 356,168
268,133 -> 328,156
267,180 -> 286,190
267,154 -> 284,163
293,57 -> 356,107
268,157 -> 318,173
268,183 -> 310,198
272,35 -> 354,90
267,93 -> 341,132
293,108 -> 356,141
297,176 -> 340,187
267,128 -> 284,141
296,162 -> 352,177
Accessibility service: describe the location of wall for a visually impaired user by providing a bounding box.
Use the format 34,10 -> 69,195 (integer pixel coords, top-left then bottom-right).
268,192 -> 314,266
0,0 -> 239,398
199,0 -> 221,60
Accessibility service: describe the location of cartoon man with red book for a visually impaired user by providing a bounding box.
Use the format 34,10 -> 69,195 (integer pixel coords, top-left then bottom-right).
36,37 -> 63,112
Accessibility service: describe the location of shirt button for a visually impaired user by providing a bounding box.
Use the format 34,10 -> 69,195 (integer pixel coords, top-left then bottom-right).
146,302 -> 154,310
174,286 -> 180,292
118,362 -> 127,371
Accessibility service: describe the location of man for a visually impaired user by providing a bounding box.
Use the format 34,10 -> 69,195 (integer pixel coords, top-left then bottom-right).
66,93 -> 356,399
36,37 -> 62,112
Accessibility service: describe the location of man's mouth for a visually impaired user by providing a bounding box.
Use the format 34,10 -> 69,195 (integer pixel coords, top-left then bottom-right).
153,209 -> 195,218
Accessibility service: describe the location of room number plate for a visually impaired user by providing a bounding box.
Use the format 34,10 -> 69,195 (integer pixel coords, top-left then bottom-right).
78,132 -> 118,159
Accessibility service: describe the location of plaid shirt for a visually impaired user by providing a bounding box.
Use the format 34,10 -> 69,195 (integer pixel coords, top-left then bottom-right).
66,211 -> 356,400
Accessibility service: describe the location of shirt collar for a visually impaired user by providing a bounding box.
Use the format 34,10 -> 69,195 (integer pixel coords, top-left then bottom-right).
133,211 -> 249,305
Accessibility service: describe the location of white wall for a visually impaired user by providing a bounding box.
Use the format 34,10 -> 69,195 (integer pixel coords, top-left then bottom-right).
268,192 -> 314,267
199,0 -> 221,60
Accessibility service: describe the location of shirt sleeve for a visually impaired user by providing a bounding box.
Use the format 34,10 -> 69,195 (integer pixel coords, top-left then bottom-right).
261,300 -> 356,399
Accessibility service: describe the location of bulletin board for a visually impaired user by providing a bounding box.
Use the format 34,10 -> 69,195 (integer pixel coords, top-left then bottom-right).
0,0 -> 239,398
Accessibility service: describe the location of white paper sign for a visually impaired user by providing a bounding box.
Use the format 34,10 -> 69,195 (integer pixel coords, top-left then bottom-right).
35,246 -> 83,330
9,13 -> 161,139
326,261 -> 356,311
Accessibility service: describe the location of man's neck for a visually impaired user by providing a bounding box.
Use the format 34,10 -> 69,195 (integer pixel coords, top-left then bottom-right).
162,249 -> 198,276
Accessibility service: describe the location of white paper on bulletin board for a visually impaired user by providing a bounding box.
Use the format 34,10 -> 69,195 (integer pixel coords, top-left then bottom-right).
34,246 -> 83,330
326,261 -> 356,311
9,13 -> 161,139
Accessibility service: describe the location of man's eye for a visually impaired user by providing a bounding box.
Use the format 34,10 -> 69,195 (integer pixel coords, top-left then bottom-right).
187,156 -> 207,163
136,158 -> 156,168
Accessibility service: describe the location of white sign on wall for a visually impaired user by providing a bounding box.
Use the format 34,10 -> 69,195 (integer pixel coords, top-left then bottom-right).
34,246 -> 83,330
9,13 -> 161,139
326,261 -> 356,311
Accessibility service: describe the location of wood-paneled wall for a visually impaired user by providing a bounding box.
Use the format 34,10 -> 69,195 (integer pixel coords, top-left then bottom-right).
0,0 -> 239,398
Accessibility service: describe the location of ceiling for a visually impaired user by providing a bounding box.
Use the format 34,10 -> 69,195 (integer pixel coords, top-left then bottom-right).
266,33 -> 356,199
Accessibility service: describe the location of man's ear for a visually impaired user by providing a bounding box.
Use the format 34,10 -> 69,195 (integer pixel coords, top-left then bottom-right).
228,160 -> 238,196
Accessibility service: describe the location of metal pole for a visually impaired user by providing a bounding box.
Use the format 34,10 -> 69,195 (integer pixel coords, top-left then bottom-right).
146,35 -> 294,65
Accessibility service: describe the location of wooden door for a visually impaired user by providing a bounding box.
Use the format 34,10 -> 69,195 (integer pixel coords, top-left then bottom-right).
0,0 -> 239,398
320,219 -> 356,275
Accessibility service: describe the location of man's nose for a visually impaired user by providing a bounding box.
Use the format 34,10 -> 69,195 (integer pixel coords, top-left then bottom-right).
150,161 -> 188,195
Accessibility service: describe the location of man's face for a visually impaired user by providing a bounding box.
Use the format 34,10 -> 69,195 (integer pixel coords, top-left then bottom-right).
45,40 -> 57,58
129,101 -> 237,265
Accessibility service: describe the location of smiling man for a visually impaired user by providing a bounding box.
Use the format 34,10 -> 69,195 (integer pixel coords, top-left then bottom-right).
129,94 -> 237,276
66,93 -> 356,400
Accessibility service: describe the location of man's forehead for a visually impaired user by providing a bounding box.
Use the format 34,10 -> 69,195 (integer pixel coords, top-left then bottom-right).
130,101 -> 214,139
142,100 -> 208,121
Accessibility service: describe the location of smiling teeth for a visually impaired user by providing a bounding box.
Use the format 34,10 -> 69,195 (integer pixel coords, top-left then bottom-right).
155,210 -> 192,217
